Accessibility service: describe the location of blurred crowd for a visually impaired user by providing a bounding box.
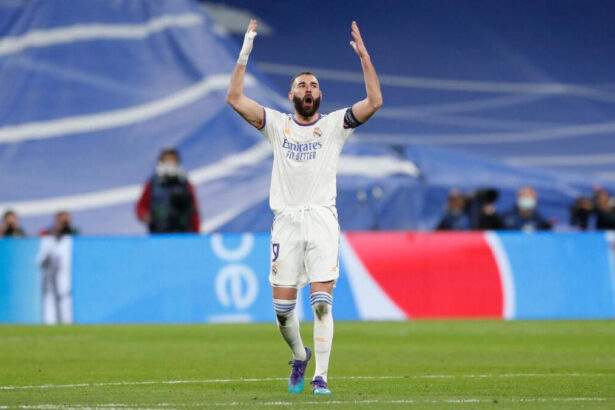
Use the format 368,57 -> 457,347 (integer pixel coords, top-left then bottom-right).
1,210 -> 79,238
3,180 -> 615,237
436,186 -> 615,232
569,189 -> 615,231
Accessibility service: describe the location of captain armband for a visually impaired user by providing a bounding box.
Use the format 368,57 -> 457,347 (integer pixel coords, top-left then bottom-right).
343,108 -> 362,129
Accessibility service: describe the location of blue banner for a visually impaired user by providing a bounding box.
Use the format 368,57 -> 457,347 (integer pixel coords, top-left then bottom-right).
2,233 -> 615,323
0,238 -> 41,323
72,234 -> 274,323
497,232 -> 615,319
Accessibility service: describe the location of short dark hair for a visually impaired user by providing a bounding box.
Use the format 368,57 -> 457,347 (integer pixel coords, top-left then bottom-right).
159,148 -> 181,162
290,71 -> 318,89
3,209 -> 16,220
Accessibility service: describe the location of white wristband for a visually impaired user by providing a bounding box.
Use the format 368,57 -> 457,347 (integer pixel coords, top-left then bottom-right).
237,30 -> 257,65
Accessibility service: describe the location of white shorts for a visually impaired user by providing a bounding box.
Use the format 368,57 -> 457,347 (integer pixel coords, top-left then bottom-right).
269,205 -> 340,288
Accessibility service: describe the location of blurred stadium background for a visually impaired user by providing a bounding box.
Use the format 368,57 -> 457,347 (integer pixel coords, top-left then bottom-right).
1,0 -> 614,321
1,0 -> 614,234
1,1 -> 615,408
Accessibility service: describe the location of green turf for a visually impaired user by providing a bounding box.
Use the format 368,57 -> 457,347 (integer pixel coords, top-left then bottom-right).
1,321 -> 614,409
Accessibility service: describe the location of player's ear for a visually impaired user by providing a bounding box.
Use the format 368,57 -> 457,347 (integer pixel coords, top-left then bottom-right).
288,91 -> 293,102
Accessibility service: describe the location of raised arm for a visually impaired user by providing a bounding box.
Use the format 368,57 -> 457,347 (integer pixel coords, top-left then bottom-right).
226,19 -> 265,129
349,21 -> 383,123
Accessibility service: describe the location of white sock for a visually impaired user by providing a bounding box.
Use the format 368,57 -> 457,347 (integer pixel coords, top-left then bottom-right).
273,299 -> 306,360
311,292 -> 334,382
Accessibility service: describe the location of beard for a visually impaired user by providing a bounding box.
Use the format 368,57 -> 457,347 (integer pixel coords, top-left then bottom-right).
293,94 -> 321,119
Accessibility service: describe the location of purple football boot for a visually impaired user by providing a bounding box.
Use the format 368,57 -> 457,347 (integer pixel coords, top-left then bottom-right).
288,347 -> 311,393
311,376 -> 332,395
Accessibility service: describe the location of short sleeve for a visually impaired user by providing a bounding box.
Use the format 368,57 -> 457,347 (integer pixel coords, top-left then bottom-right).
329,108 -> 355,142
260,107 -> 285,144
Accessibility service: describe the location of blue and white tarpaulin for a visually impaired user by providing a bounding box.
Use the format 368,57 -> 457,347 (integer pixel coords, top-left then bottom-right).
1,0 -> 614,234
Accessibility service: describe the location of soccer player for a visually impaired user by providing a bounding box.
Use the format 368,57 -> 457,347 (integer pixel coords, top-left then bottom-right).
226,19 -> 382,395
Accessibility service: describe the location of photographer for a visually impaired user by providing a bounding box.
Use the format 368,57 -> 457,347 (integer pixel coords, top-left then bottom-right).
467,188 -> 503,230
136,148 -> 200,233
436,187 -> 503,231
436,189 -> 470,230
595,189 -> 615,230
569,196 -> 595,230
1,210 -> 26,237
39,210 -> 79,237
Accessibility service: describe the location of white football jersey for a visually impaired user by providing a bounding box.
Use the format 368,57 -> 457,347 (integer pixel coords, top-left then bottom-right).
260,107 -> 355,214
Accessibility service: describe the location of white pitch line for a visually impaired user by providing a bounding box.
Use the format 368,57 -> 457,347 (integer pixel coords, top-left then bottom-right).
214,398 -> 609,407
1,398 -> 610,409
0,373 -> 610,391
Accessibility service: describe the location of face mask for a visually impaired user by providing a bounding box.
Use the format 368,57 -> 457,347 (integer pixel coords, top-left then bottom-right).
156,162 -> 184,178
517,196 -> 536,211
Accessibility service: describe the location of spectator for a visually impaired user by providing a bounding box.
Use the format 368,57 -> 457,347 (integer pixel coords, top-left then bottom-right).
468,188 -> 503,230
1,210 -> 26,237
502,186 -> 551,232
436,189 -> 470,230
595,189 -> 615,230
569,196 -> 595,230
136,148 -> 200,233
39,210 -> 79,237
37,211 -> 78,325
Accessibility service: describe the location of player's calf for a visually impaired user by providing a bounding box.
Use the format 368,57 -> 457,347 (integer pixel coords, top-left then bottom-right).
310,292 -> 334,393
273,299 -> 306,360
273,299 -> 311,393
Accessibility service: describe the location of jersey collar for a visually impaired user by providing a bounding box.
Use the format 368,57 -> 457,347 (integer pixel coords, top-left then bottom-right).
292,114 -> 322,126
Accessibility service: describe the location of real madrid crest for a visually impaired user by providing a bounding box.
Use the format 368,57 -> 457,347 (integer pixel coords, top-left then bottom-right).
313,127 -> 322,138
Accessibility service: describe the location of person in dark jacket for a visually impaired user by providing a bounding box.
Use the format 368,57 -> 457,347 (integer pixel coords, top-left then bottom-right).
569,196 -> 595,230
436,189 -> 470,230
1,210 -> 26,237
502,186 -> 551,232
595,189 -> 615,230
468,188 -> 503,230
39,210 -> 79,237
136,148 -> 200,233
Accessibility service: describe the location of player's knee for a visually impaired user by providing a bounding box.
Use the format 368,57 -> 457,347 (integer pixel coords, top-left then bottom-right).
310,292 -> 333,320
312,302 -> 329,320
273,299 -> 296,326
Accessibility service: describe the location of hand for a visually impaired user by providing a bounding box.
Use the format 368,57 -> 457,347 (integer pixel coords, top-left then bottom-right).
237,19 -> 258,65
246,19 -> 258,36
349,21 -> 369,58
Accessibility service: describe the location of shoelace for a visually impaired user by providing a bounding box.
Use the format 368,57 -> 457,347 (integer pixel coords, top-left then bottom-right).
310,379 -> 327,389
289,358 -> 306,378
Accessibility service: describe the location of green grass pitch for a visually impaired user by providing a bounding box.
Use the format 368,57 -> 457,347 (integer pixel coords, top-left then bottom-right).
1,321 -> 614,409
